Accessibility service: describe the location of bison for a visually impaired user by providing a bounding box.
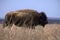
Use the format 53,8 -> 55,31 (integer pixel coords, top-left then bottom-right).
3,9 -> 48,29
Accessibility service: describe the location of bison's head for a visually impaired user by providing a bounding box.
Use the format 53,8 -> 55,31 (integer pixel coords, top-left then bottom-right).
39,12 -> 48,27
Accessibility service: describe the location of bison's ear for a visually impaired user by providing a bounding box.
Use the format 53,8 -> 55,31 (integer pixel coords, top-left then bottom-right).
40,12 -> 46,15
38,12 -> 45,17
39,12 -> 47,18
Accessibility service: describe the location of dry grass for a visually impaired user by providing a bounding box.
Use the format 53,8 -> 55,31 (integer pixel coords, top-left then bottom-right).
0,24 -> 60,40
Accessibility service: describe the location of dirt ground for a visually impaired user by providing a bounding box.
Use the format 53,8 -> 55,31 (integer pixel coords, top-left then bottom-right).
0,24 -> 60,40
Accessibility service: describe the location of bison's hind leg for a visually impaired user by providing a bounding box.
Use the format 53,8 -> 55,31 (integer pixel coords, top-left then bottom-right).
31,26 -> 35,29
3,21 -> 8,28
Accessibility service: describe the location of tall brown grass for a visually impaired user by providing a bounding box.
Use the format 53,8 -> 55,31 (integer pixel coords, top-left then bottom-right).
0,24 -> 60,40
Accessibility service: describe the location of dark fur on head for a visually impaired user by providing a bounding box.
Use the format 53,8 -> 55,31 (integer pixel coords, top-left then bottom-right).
39,12 -> 48,27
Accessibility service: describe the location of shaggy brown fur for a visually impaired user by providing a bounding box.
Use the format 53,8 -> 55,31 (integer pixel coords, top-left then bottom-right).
13,11 -> 39,29
3,11 -> 18,27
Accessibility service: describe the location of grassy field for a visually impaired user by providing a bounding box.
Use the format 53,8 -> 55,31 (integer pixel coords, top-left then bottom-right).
0,24 -> 60,40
